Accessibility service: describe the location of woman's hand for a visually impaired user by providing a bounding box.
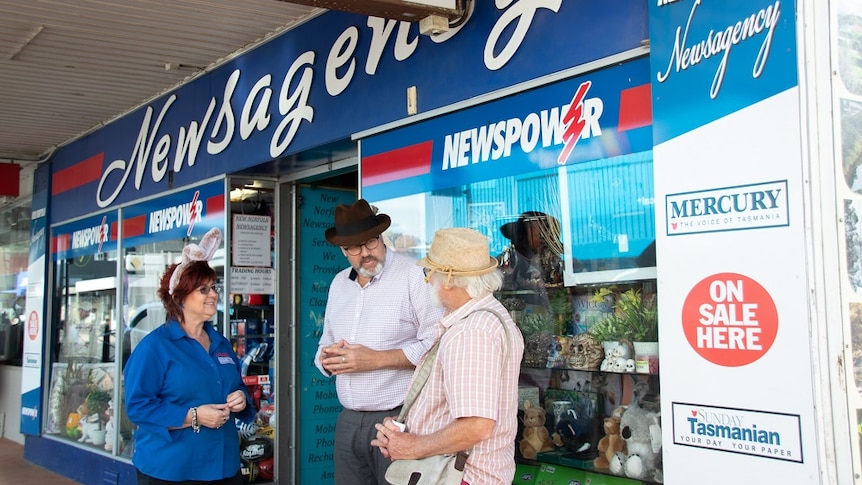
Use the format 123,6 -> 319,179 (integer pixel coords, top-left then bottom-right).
200,403 -> 230,429
226,389 -> 247,413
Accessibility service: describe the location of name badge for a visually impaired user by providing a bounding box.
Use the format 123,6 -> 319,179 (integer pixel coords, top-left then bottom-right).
218,356 -> 233,365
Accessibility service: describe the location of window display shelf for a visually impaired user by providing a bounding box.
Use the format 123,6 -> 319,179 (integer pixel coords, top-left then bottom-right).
521,365 -> 659,376
510,280 -> 662,484
517,366 -> 662,484
516,457 -> 662,485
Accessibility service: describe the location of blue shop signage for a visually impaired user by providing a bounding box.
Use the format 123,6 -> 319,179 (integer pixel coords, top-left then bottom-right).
360,56 -> 653,201
48,1 -> 647,223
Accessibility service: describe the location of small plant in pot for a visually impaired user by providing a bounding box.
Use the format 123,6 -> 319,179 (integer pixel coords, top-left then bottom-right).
85,389 -> 112,422
590,287 -> 658,373
548,288 -> 573,335
78,388 -> 112,446
590,287 -> 657,341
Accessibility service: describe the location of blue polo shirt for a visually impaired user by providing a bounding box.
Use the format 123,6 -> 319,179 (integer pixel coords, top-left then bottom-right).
124,319 -> 256,481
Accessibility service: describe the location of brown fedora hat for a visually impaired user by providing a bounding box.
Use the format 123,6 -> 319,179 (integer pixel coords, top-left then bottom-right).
324,199 -> 391,246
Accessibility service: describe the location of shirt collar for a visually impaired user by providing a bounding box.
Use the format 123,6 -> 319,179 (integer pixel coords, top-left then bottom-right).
438,293 -> 497,331
166,318 -> 215,340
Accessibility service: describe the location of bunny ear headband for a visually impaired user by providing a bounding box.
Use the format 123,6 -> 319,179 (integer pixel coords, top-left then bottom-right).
168,227 -> 222,295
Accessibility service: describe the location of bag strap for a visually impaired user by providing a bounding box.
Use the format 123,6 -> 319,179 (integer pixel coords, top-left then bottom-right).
396,307 -> 512,424
396,338 -> 441,422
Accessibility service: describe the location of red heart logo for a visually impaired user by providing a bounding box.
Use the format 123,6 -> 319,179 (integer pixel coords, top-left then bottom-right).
691,410 -> 697,417
672,222 -> 678,230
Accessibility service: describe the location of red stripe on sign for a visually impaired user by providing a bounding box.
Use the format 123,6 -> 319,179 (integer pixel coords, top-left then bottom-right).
110,222 -> 119,241
52,153 -> 105,195
52,234 -> 70,254
617,84 -> 652,132
123,215 -> 147,238
362,141 -> 433,186
206,194 -> 225,216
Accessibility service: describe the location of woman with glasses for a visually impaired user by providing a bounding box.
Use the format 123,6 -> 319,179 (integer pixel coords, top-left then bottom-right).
124,228 -> 255,485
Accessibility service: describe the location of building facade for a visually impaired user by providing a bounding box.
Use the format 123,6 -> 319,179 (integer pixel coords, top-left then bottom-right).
6,1 -> 862,484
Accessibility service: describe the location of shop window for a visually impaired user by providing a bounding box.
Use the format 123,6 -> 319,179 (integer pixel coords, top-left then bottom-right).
374,150 -> 655,279
44,182 -> 228,459
0,199 -> 31,366
46,214 -> 121,450
229,179 -> 277,484
370,150 -> 661,482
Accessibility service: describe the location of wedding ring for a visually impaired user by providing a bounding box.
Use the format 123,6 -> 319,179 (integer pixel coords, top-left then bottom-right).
342,356 -> 346,364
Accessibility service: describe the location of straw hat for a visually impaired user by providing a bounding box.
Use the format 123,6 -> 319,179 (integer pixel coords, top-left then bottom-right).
417,228 -> 499,279
325,199 -> 391,246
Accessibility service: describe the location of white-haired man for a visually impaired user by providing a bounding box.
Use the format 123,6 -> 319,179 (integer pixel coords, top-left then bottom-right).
372,227 -> 525,485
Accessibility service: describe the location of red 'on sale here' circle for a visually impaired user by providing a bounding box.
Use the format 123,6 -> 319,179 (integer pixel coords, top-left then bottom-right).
27,310 -> 39,341
681,272 -> 778,367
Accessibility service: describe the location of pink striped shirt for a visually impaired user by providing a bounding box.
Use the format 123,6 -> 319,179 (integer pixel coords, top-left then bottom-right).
405,294 -> 525,485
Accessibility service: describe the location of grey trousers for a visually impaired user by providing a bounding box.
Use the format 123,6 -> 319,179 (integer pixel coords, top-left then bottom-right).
334,407 -> 401,485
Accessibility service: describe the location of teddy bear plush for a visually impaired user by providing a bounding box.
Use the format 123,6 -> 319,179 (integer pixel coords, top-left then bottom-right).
594,405 -> 627,469
614,402 -> 661,480
518,400 -> 554,459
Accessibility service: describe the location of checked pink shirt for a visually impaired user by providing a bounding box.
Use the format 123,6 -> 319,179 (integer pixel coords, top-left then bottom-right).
405,294 -> 525,485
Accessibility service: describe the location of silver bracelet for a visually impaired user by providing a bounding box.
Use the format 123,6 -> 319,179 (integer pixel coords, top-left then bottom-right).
191,407 -> 200,433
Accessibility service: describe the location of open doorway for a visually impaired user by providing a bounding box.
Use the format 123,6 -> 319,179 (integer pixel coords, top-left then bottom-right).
277,167 -> 357,485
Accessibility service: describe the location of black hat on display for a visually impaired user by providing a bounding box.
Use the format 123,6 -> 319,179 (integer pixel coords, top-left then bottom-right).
324,199 -> 391,247
500,211 -> 561,242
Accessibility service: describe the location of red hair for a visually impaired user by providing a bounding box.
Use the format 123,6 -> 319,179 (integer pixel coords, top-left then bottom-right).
157,261 -> 217,322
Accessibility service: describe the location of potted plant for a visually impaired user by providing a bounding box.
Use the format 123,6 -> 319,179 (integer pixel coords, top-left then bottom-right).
590,287 -> 658,373
588,287 -> 625,342
85,388 -> 112,419
518,312 -> 556,368
589,287 -> 656,339
82,389 -> 112,446
548,288 -> 573,335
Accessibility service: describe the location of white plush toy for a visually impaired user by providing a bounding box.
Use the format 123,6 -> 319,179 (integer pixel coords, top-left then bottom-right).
78,412 -> 101,444
104,399 -> 119,452
601,341 -> 633,372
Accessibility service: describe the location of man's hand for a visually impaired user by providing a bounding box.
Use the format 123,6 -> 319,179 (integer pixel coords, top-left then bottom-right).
321,340 -> 396,375
371,417 -> 416,459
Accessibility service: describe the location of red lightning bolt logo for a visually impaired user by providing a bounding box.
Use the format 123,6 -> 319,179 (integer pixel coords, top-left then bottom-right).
97,215 -> 107,253
557,81 -> 592,165
187,190 -> 200,237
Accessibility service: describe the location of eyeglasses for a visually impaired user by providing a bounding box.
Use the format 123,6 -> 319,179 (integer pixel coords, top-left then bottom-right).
341,236 -> 381,256
197,284 -> 222,295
